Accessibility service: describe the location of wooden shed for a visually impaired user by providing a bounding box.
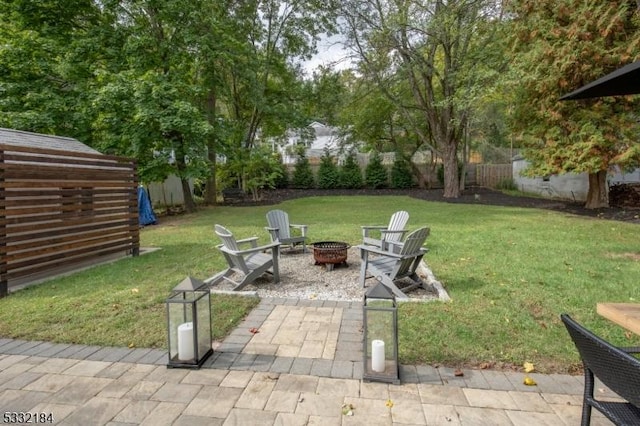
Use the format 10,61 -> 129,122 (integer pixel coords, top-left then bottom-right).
0,128 -> 139,297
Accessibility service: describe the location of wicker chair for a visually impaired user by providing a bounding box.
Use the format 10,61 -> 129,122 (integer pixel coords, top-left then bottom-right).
560,314 -> 640,425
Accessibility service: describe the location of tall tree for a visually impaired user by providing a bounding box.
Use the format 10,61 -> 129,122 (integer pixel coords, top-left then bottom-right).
92,0 -> 222,212
340,0 -> 507,197
214,0 -> 337,193
508,0 -> 640,208
0,0 -> 105,140
302,66 -> 348,126
1,0 -> 339,208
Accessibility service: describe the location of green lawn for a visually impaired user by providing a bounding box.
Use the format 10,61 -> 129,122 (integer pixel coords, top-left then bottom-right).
1,195 -> 638,373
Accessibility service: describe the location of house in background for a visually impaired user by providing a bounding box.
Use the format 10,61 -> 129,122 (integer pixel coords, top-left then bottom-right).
279,122 -> 343,164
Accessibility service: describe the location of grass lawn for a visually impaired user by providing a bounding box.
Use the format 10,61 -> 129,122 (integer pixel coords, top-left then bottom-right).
0,195 -> 638,373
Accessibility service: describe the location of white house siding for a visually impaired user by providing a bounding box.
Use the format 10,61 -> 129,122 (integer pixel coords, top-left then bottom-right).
280,122 -> 342,164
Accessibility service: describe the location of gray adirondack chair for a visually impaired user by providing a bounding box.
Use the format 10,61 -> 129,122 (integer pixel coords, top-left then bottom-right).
361,210 -> 409,251
205,224 -> 280,291
357,227 -> 430,299
265,209 -> 308,253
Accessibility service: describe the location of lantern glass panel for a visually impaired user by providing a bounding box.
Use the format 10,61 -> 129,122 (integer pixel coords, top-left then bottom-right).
195,290 -> 212,360
166,277 -> 213,369
364,306 -> 398,379
363,282 -> 399,384
167,292 -> 197,364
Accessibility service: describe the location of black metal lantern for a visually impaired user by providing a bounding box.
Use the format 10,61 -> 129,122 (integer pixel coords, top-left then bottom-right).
166,276 -> 213,368
363,281 -> 399,384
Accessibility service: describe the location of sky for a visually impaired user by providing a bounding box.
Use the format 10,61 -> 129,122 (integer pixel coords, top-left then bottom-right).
302,34 -> 354,76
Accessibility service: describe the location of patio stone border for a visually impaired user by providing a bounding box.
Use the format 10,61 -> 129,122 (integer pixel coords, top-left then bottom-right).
0,297 -> 591,397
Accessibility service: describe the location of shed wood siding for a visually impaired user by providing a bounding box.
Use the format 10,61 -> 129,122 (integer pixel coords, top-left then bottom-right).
0,144 -> 139,297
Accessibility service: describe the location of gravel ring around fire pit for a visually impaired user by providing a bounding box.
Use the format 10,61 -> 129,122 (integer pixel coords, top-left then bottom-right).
210,246 -> 450,302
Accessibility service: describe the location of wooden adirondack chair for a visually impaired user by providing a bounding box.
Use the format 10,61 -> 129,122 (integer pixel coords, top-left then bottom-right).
265,209 -> 308,253
205,224 -> 280,291
357,227 -> 430,299
361,210 -> 409,251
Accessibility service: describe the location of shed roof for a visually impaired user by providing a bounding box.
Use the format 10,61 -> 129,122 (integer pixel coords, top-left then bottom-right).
0,128 -> 101,155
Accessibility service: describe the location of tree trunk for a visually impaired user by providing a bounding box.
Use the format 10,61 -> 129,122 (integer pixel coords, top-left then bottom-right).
585,170 -> 609,209
442,141 -> 460,198
180,177 -> 197,213
459,126 -> 470,192
173,141 -> 197,213
204,147 -> 217,205
203,90 -> 217,205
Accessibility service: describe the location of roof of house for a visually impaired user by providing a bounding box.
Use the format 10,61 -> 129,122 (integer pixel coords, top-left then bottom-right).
0,128 -> 101,155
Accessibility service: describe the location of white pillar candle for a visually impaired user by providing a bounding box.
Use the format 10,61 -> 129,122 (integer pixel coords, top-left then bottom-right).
177,322 -> 195,361
371,339 -> 386,372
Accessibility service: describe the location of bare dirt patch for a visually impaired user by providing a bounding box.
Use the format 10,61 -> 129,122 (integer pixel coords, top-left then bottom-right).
605,252 -> 640,261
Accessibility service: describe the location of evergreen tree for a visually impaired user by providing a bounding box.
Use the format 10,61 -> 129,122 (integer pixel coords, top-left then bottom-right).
317,148 -> 340,189
508,0 -> 640,208
365,151 -> 388,189
339,152 -> 364,189
291,150 -> 315,189
391,154 -> 414,189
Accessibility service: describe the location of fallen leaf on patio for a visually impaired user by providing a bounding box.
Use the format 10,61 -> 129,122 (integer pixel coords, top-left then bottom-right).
385,399 -> 394,408
128,342 -> 135,348
249,328 -> 259,334
454,369 -> 464,377
523,362 -> 535,373
479,362 -> 491,369
342,403 -> 355,416
523,376 -> 536,386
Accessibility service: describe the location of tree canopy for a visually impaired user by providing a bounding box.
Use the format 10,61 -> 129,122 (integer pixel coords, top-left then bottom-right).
2,0 -> 640,209
508,0 -> 640,208
339,0 -> 508,197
